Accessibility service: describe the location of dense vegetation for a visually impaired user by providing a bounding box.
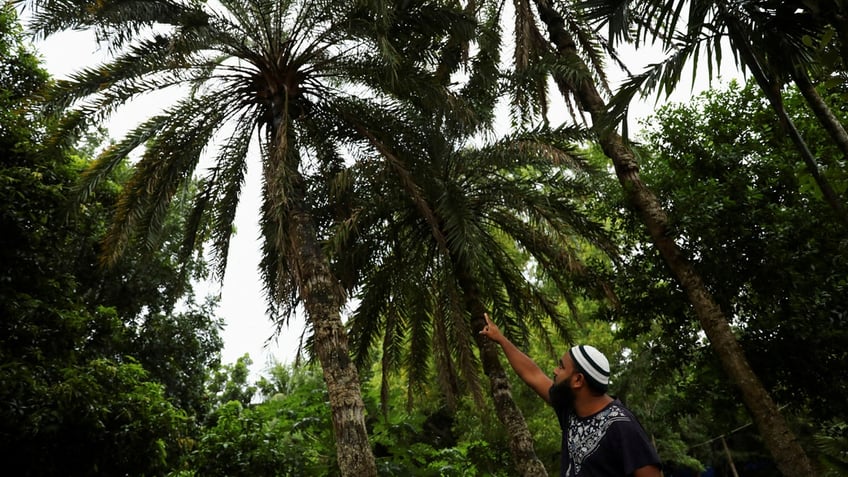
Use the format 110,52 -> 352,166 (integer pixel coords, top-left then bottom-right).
2,1 -> 847,476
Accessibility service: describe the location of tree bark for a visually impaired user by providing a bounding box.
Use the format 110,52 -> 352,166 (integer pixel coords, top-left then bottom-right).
288,170 -> 378,477
453,255 -> 549,477
531,1 -> 816,475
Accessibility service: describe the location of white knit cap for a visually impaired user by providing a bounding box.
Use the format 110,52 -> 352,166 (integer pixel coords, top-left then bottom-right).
569,345 -> 610,386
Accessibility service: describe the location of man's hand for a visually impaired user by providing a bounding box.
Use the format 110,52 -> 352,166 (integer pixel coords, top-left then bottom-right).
479,312 -> 552,402
479,313 -> 504,344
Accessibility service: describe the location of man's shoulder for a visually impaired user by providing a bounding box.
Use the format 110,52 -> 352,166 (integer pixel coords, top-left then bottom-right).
604,400 -> 655,441
607,399 -> 637,417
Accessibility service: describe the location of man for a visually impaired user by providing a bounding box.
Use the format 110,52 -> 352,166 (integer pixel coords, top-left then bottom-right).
480,313 -> 662,477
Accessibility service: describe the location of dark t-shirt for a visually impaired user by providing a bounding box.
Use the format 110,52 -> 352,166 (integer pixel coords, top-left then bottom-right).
553,399 -> 661,477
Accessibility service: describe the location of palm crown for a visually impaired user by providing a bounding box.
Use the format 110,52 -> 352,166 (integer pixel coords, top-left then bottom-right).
33,0 -> 439,312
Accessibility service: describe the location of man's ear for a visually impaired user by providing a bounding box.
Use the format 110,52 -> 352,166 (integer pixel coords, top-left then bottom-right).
572,372 -> 585,389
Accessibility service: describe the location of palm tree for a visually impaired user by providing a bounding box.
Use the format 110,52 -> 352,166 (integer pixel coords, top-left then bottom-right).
581,0 -> 848,222
736,1 -> 848,163
20,0 -> 470,474
799,0 -> 848,68
335,108 -> 618,475
498,0 -> 817,474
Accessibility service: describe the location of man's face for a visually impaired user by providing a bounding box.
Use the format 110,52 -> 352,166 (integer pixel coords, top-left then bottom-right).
549,353 -> 576,409
553,353 -> 574,386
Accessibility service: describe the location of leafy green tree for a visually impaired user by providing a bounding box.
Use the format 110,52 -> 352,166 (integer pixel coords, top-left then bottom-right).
580,0 -> 848,222
637,80 -> 847,422
0,152 -> 220,476
595,80 -> 848,473
133,297 -> 224,416
188,363 -> 337,476
1,2 -> 69,366
2,8 -> 223,474
6,357 -> 189,477
67,155 -> 225,417
207,354 -> 259,408
192,359 -> 513,476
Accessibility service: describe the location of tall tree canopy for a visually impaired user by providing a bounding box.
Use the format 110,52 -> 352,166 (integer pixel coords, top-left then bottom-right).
630,80 -> 848,421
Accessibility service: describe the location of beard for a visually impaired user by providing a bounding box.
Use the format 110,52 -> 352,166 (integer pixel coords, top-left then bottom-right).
549,375 -> 575,410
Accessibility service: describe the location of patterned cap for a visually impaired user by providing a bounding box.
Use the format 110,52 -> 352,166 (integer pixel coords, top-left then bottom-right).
569,345 -> 610,386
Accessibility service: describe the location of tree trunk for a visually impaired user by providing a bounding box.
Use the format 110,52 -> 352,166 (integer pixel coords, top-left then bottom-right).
473,319 -> 550,477
531,1 -> 816,475
453,256 -> 549,476
791,68 -> 848,164
288,171 -> 378,477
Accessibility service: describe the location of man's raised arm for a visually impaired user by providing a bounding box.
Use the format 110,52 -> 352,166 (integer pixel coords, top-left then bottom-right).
479,313 -> 553,402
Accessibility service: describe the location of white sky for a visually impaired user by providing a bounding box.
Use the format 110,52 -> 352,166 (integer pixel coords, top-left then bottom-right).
31,20 -> 741,377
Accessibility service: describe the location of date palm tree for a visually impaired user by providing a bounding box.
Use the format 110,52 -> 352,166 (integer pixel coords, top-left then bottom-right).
20,0 -> 472,474
333,105 -> 618,475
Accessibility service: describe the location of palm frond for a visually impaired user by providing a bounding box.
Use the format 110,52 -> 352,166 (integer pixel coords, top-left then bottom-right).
73,114 -> 170,202
99,94 -> 230,265
199,115 -> 255,280
258,115 -> 299,321
22,0 -> 198,45
349,267 -> 394,367
380,298 -> 406,415
599,32 -> 713,129
432,302 -> 461,409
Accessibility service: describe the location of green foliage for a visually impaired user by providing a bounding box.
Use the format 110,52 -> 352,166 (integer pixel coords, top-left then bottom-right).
192,357 -> 531,476
207,354 -> 258,408
638,79 -> 847,418
185,363 -> 337,477
0,3 -> 48,132
815,420 -> 848,476
132,297 -> 223,416
1,10 -> 223,475
358,362 -> 514,476
2,351 -> 191,475
592,78 -> 848,471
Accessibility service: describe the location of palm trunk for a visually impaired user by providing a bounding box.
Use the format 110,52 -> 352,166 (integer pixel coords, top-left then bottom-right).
531,1 -> 816,475
452,256 -> 549,477
278,143 -> 377,476
291,196 -> 377,477
791,68 -> 848,163
473,318 -> 550,477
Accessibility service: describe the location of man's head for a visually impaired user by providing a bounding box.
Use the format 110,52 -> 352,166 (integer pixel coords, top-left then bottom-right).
568,345 -> 610,395
549,345 -> 610,408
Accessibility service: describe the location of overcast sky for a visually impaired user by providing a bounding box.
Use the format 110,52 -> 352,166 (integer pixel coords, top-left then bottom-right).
31,20 -> 740,377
